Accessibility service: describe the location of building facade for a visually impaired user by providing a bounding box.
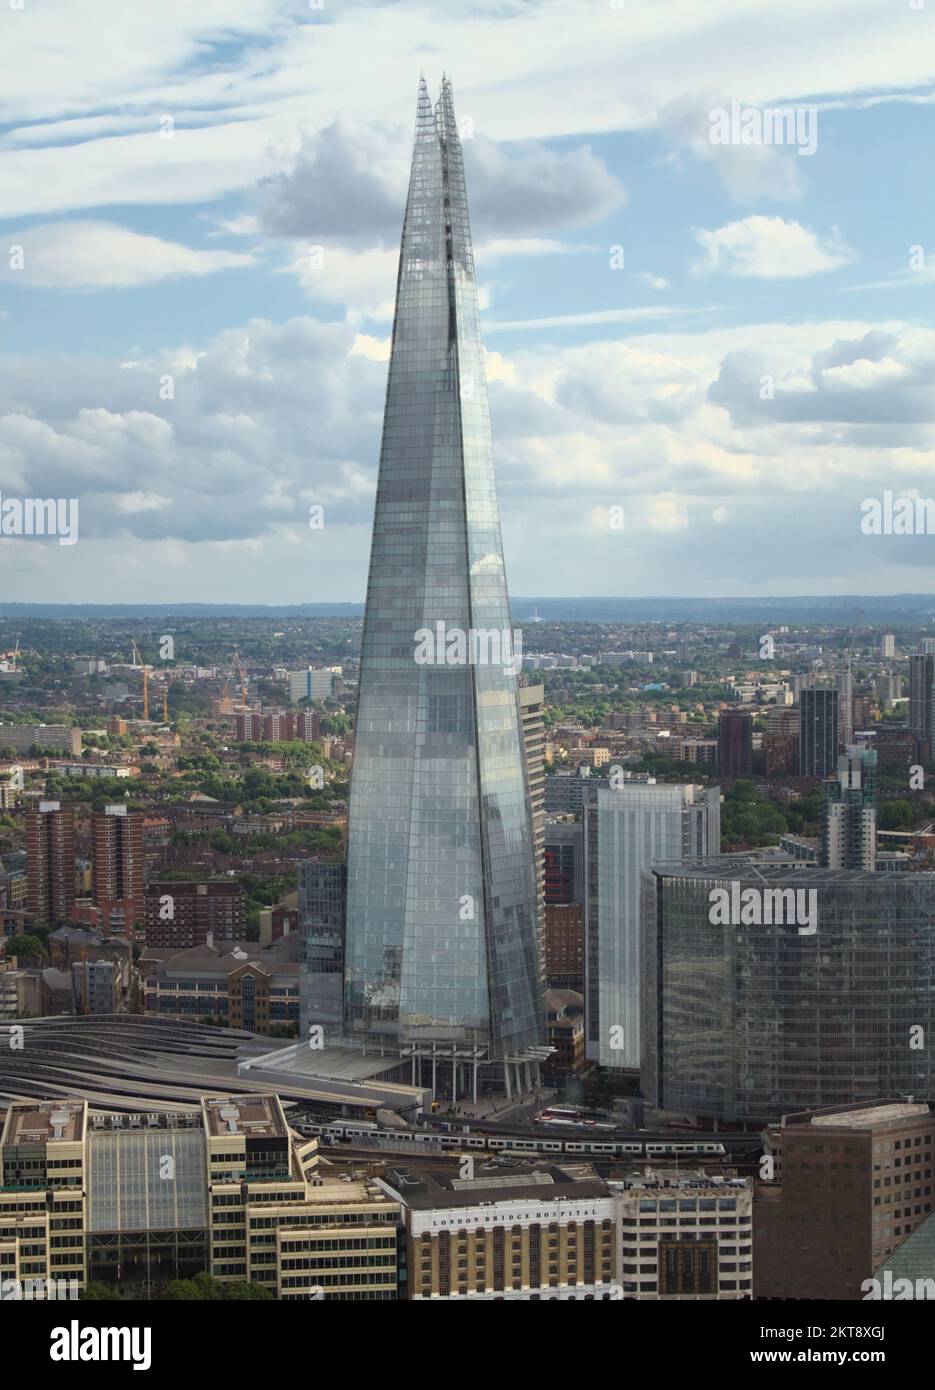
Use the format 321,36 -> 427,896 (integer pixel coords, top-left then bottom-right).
585,782 -> 720,1071
143,880 -> 246,949
340,79 -> 543,1079
641,865 -> 935,1123
26,800 -> 75,927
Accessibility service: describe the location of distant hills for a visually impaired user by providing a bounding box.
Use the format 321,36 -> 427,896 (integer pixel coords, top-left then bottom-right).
2,595 -> 935,624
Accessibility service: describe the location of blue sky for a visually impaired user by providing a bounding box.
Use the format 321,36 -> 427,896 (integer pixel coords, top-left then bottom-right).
0,0 -> 934,603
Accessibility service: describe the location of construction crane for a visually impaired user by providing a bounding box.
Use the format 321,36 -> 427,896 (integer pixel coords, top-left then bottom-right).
131,640 -> 150,721
232,646 -> 248,706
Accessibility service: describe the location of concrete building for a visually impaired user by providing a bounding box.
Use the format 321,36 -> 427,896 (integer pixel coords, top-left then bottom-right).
615,1172 -> 753,1299
755,1101 -> 935,1301
0,724 -> 81,756
287,669 -> 342,704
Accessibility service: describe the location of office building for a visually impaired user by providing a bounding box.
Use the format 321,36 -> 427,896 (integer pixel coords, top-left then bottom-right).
641,865 -> 935,1123
545,770 -> 597,814
881,634 -> 896,660
798,688 -> 839,777
1,1095 -> 399,1300
821,744 -> 877,869
584,781 -> 720,1072
616,1172 -> 752,1300
142,938 -> 299,1033
340,79 -> 544,1085
91,804 -> 144,934
0,1099 -> 87,1296
717,710 -> 752,779
143,880 -> 245,949
299,861 -> 347,1039
755,1101 -> 935,1300
25,800 -> 75,926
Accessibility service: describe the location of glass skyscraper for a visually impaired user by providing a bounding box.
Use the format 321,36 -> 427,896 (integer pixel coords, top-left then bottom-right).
641,863 -> 935,1122
341,78 -> 544,1069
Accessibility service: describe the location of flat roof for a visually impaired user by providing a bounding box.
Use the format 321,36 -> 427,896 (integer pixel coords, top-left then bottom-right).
811,1103 -> 930,1130
202,1094 -> 286,1139
2,1098 -> 85,1146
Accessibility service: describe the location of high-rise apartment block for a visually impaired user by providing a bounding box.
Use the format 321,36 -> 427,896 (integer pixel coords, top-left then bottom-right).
910,645 -> 935,755
92,804 -> 145,934
821,744 -> 877,869
237,710 -> 321,743
798,687 -> 839,777
717,709 -> 752,779
25,800 -> 75,926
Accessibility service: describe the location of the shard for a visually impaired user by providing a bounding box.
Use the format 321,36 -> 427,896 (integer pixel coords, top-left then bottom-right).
341,77 -> 545,1078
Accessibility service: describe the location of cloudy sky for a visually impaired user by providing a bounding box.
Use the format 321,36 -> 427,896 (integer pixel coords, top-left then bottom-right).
1,0 -> 934,603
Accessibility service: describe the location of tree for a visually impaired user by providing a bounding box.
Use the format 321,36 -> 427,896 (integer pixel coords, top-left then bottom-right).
161,1272 -> 272,1300
6,933 -> 47,960
80,1282 -> 124,1300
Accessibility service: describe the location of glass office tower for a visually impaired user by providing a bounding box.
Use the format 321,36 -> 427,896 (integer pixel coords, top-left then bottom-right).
641,863 -> 935,1122
342,78 -> 543,1070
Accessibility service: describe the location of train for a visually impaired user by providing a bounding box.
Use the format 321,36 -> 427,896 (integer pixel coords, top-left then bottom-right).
295,1118 -> 728,1160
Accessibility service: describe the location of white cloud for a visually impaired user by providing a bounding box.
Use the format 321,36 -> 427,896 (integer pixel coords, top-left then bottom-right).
0,221 -> 252,289
692,216 -> 857,279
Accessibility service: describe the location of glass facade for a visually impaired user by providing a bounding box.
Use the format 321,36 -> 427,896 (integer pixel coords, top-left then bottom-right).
299,860 -> 347,1037
641,865 -> 935,1122
342,78 -> 542,1058
584,783 -> 719,1070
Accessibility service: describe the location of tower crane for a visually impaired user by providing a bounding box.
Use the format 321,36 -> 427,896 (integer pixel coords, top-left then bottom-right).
131,640 -> 150,721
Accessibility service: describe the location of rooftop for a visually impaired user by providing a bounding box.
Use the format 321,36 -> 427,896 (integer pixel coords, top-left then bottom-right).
2,1098 -> 85,1146
202,1094 -> 286,1140
810,1103 -> 930,1130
